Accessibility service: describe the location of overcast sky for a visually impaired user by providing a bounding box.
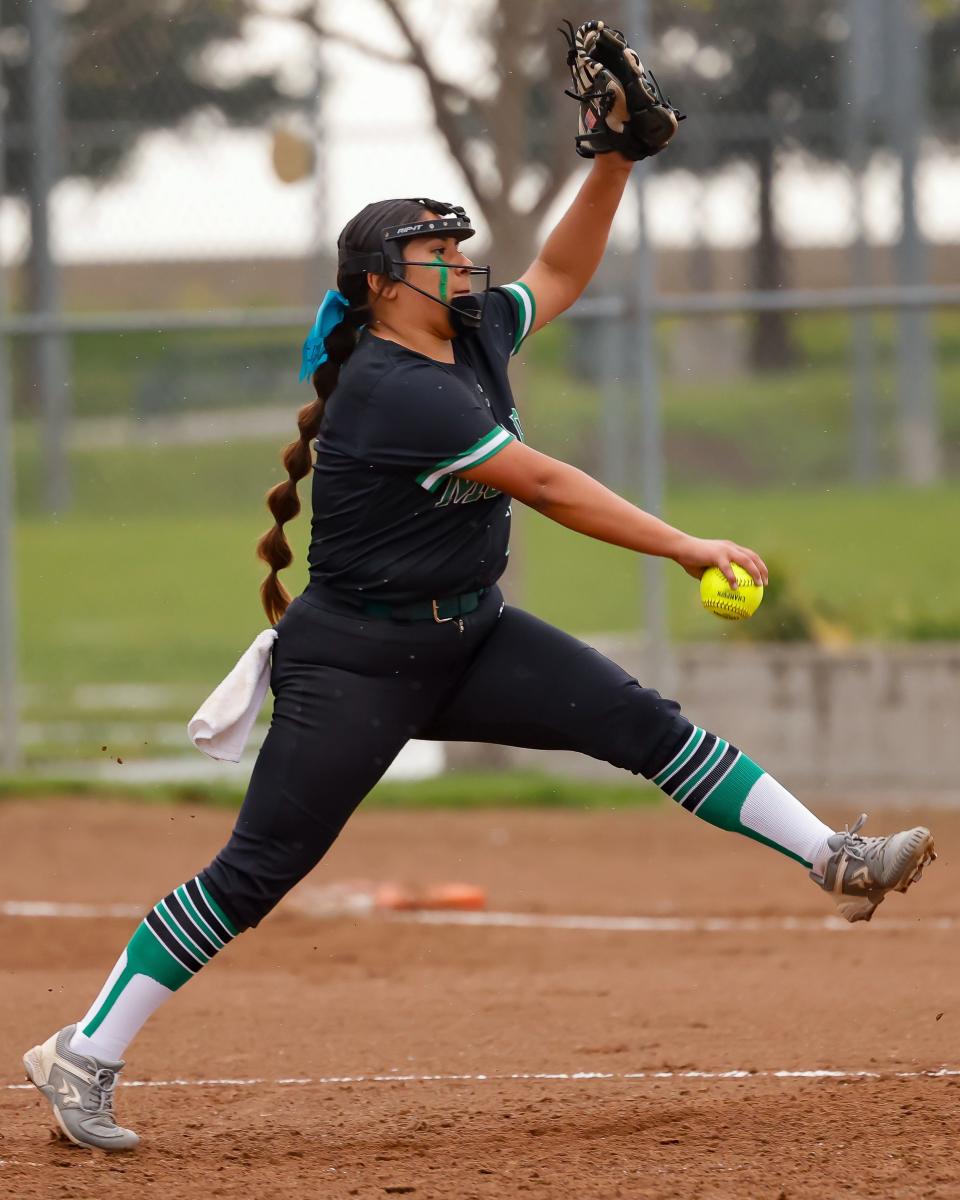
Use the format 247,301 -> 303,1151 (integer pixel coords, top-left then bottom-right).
5,1 -> 959,264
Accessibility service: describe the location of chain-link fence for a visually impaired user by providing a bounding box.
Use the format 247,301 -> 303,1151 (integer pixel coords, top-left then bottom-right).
2,0 -> 959,772
6,1 -> 959,478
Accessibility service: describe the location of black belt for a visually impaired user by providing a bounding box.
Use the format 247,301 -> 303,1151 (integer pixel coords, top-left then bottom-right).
305,583 -> 487,624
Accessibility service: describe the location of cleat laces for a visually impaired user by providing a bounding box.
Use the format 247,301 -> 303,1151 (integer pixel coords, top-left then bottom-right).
85,1067 -> 119,1118
836,813 -> 885,864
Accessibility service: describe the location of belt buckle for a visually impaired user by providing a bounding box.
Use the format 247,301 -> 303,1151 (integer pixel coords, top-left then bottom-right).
431,599 -> 455,624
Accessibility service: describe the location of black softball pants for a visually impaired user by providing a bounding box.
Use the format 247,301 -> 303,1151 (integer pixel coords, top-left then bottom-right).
201,585 -> 691,930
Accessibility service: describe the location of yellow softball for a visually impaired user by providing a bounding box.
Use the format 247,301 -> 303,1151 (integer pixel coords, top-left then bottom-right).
700,564 -> 764,621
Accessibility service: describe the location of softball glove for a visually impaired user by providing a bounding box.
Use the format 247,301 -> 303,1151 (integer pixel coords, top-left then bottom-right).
560,19 -> 683,161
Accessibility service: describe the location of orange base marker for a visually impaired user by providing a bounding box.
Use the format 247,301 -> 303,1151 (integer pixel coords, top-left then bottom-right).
374,882 -> 487,912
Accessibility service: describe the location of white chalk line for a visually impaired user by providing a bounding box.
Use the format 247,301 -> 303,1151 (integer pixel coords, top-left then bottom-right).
387,910 -> 957,934
0,901 -> 143,919
5,1066 -> 956,1172
6,1067 -> 960,1095
1,899 -> 956,934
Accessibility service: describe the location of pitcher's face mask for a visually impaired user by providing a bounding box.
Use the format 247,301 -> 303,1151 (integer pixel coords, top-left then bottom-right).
339,198 -> 490,333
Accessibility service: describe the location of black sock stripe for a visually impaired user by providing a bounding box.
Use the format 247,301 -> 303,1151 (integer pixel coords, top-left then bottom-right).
145,909 -> 203,974
185,878 -> 233,944
163,891 -> 218,959
681,745 -> 740,812
662,731 -> 718,796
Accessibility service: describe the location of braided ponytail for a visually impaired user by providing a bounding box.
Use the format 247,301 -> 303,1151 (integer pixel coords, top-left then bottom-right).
257,280 -> 367,624
257,197 -> 431,624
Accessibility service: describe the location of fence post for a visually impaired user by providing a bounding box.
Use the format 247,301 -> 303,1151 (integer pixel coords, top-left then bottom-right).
627,0 -> 671,685
599,312 -> 628,494
0,323 -> 17,773
887,0 -> 939,484
310,39 -> 330,297
845,0 -> 881,482
27,0 -> 72,513
0,7 -> 21,772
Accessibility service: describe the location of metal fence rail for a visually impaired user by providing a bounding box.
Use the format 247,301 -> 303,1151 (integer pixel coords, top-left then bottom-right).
4,284 -> 960,337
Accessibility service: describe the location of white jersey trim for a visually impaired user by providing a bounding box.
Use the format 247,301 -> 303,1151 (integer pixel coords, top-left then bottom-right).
417,426 -> 515,493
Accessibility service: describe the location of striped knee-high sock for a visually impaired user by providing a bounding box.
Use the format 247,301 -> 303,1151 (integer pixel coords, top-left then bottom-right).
652,726 -> 834,869
68,876 -> 238,1063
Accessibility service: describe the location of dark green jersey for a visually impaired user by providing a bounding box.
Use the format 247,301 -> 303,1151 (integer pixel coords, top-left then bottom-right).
308,284 -> 535,603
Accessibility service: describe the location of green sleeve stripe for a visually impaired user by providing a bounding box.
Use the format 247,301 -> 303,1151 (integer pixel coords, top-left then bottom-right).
417,426 -> 515,493
501,282 -> 536,353
415,427 -> 502,486
515,281 -> 536,341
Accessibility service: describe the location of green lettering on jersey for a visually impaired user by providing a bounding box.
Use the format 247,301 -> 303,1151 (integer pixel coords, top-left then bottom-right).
435,477 -> 502,508
509,407 -> 525,443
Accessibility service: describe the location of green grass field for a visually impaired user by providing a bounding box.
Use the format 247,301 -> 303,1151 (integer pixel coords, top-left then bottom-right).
0,770 -> 662,812
11,460 -> 956,766
10,309 -> 960,725
14,460 -> 960,698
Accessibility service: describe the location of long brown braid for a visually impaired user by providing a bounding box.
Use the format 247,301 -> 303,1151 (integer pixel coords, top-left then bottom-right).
256,198 -> 429,624
256,275 -> 368,624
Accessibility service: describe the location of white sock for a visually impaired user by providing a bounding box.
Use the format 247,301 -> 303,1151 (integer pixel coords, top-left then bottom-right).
70,956 -> 174,1063
653,726 -> 835,869
740,773 -> 835,872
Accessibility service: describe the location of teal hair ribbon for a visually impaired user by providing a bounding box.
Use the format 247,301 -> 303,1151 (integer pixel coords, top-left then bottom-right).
299,290 -> 351,382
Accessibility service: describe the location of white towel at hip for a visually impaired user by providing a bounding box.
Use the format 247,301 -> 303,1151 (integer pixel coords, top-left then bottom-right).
188,629 -> 278,762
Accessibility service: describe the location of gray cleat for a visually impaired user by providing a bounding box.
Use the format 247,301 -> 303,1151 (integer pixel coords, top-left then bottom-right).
23,1024 -> 139,1151
810,813 -> 936,923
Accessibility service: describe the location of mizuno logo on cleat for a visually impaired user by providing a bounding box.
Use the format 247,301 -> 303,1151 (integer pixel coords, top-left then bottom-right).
56,1080 -> 83,1106
846,865 -> 873,892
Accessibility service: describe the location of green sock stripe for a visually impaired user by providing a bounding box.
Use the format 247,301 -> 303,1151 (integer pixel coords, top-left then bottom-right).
157,900 -> 210,963
197,879 -> 239,937
692,756 -> 807,866
673,739 -> 727,804
81,924 -> 191,1038
129,921 -> 195,986
176,885 -> 225,951
682,747 -> 741,814
82,961 -> 138,1038
652,727 -> 699,786
743,831 -> 808,867
653,727 -> 704,787
695,753 -> 764,829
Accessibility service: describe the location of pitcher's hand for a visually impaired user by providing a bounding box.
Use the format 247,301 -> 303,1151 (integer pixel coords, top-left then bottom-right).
673,536 -> 768,587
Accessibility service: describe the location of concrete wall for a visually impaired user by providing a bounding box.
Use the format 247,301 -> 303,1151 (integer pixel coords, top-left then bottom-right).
445,640 -> 960,794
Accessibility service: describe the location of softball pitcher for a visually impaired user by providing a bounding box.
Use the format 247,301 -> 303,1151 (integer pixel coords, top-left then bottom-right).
24,21 -> 935,1152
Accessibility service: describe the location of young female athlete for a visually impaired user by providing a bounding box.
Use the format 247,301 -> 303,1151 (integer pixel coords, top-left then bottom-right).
24,153 -> 935,1152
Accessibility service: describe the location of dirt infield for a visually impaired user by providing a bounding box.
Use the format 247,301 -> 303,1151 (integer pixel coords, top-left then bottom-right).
2,795 -> 958,1199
